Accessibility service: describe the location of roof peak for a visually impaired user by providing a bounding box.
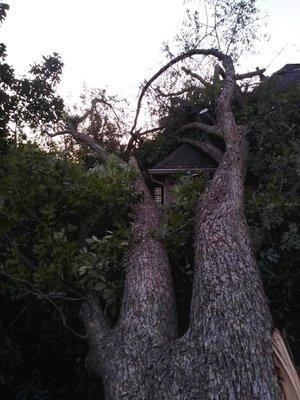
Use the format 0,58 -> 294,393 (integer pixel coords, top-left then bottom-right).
150,143 -> 218,172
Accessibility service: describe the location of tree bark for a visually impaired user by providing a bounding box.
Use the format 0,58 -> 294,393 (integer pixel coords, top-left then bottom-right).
80,50 -> 281,400
188,55 -> 280,399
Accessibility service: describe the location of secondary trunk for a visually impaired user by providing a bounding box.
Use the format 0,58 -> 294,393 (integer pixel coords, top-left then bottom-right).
80,51 -> 281,400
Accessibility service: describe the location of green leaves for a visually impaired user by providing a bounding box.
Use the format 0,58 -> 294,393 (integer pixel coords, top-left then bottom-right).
0,144 -> 136,314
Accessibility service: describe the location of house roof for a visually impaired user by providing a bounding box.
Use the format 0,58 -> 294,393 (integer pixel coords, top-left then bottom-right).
266,64 -> 300,91
149,143 -> 218,175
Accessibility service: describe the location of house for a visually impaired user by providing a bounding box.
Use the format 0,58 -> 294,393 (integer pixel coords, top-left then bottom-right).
148,143 -> 218,205
257,63 -> 300,93
269,64 -> 300,90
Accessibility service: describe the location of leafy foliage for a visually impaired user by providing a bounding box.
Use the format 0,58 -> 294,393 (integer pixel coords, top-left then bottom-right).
0,145 -> 138,314
0,2 -> 64,153
243,86 -> 300,359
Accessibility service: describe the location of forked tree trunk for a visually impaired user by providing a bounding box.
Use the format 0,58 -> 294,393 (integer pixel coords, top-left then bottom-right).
80,51 -> 281,399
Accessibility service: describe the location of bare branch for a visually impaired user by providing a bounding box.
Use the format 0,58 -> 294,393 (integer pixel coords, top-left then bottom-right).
0,270 -> 86,340
71,129 -> 106,159
43,129 -> 73,138
77,97 -> 122,127
129,48 -> 232,139
125,126 -> 164,157
179,137 -> 223,164
44,123 -> 106,161
136,126 -> 164,137
235,68 -> 266,80
181,66 -> 210,87
156,86 -> 190,97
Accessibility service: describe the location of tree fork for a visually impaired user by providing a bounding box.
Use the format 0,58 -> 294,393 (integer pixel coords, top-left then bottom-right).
77,49 -> 283,399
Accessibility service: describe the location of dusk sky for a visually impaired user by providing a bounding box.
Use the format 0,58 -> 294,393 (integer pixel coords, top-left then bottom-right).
2,0 -> 300,115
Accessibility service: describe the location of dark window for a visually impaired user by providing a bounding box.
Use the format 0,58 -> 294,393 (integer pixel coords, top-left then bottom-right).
154,186 -> 163,205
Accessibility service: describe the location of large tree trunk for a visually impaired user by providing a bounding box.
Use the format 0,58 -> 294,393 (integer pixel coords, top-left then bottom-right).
187,57 -> 281,399
80,51 -> 281,399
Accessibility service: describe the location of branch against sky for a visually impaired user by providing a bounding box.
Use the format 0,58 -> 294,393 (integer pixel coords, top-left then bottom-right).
167,0 -> 266,61
129,0 -> 268,138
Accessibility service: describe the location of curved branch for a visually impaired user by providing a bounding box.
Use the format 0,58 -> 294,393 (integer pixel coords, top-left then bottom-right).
129,48 -> 231,138
174,121 -> 223,138
156,86 -> 190,97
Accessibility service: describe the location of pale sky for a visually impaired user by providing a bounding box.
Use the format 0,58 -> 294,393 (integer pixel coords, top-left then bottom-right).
1,0 -> 300,118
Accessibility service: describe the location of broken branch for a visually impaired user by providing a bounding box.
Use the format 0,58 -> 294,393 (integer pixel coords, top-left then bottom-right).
174,121 -> 223,138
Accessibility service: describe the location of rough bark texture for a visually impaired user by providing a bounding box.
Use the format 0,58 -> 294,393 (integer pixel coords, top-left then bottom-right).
80,50 -> 281,400
188,56 -> 280,399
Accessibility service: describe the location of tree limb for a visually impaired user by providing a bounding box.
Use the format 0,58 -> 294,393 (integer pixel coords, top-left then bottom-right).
156,86 -> 191,97
118,157 -> 177,342
174,121 -> 223,138
76,97 -> 122,129
44,129 -> 72,138
214,63 -> 224,82
0,270 -> 86,340
235,68 -> 266,80
71,128 -> 106,159
213,65 -> 265,82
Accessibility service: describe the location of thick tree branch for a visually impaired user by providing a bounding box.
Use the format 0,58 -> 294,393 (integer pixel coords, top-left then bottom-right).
214,63 -> 224,83
46,122 -> 107,161
213,65 -> 265,82
179,137 -> 223,164
71,128 -> 106,158
117,157 -> 177,343
235,68 -> 266,80
174,121 -> 223,138
156,86 -> 190,97
136,126 -> 164,138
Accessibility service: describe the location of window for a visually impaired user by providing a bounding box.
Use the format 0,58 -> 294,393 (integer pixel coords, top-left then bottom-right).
154,186 -> 163,205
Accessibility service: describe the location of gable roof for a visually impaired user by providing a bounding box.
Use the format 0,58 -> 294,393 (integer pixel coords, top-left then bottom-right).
149,143 -> 218,174
264,64 -> 300,91
273,64 -> 300,75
